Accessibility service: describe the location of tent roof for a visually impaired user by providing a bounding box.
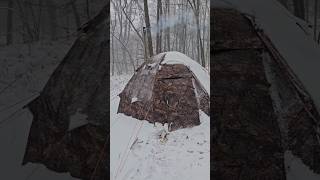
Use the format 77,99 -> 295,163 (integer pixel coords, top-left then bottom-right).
213,0 -> 320,110
156,51 -> 210,95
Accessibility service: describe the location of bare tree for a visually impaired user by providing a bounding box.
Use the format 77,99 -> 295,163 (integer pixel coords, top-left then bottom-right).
111,32 -> 136,71
165,0 -> 170,51
47,0 -> 57,40
111,0 -> 209,74
143,0 -> 154,57
156,0 -> 163,54
279,0 -> 288,8
187,0 -> 205,66
15,0 -> 32,42
71,0 -> 81,28
6,0 -> 13,45
293,0 -> 306,20
314,0 -> 318,41
86,0 -> 90,20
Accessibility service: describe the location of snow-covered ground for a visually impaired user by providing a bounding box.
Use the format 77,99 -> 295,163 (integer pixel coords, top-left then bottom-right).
0,40 -> 79,179
110,75 -> 210,180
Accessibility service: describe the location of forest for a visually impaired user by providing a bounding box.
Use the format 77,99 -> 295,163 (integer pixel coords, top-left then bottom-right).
0,0 -> 320,180
110,0 -> 210,75
278,0 -> 320,42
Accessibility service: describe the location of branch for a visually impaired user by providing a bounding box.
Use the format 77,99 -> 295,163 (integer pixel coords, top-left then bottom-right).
121,7 -> 144,42
133,0 -> 144,13
111,31 -> 136,71
186,0 -> 194,10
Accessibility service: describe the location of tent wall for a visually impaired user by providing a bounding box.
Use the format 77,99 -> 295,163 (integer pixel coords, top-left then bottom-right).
152,64 -> 200,131
263,49 -> 320,174
212,9 -> 286,179
194,78 -> 210,115
117,59 -> 159,121
23,5 -> 109,180
118,61 -> 208,131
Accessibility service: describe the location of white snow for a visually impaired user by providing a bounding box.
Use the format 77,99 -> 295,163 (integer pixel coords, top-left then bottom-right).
213,0 -> 320,110
147,62 -> 158,68
285,151 -> 320,180
110,75 -> 210,180
160,51 -> 210,95
131,97 -> 139,103
192,78 -> 201,106
68,109 -> 89,131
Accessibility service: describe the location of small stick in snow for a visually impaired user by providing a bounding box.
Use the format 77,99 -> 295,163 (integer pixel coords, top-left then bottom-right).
130,138 -> 139,150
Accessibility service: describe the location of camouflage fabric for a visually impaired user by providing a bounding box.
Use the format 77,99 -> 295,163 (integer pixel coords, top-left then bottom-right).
23,5 -> 109,180
118,53 -> 209,131
212,8 -> 286,180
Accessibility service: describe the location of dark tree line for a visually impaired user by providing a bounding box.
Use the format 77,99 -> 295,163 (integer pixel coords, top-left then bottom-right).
278,0 -> 320,42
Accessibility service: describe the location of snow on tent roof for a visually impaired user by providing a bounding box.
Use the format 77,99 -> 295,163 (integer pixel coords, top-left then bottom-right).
213,0 -> 320,110
160,51 -> 210,95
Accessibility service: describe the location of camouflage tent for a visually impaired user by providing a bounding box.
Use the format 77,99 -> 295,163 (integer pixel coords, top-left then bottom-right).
212,8 -> 320,180
22,5 -> 109,180
117,52 -> 210,131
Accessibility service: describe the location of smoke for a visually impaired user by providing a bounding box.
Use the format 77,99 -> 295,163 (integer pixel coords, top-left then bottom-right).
150,11 -> 195,34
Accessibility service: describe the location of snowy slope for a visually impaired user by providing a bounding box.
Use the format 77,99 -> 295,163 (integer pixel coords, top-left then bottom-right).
0,40 -> 78,179
213,0 -> 320,110
110,75 -> 210,180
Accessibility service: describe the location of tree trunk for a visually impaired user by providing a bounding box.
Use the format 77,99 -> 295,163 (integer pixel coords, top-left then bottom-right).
188,0 -> 205,66
143,28 -> 148,62
86,0 -> 90,20
160,2 -> 163,53
156,0 -> 162,54
71,0 -> 81,28
293,0 -> 305,20
47,0 -> 56,40
166,0 -> 170,51
306,0 -> 309,22
314,0 -> 318,41
279,0 -> 288,8
15,0 -> 33,42
6,0 -> 13,45
35,0 -> 42,41
182,2 -> 187,53
196,17 -> 201,64
143,0 -> 154,58
156,0 -> 160,54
